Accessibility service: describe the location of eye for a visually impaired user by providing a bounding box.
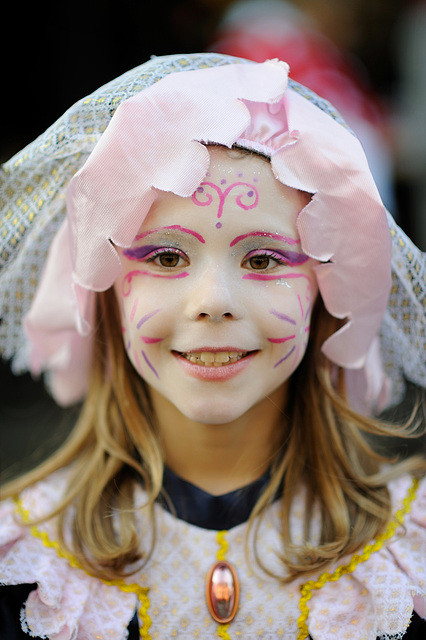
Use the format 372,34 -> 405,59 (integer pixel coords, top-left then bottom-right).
242,250 -> 288,271
146,248 -> 189,268
157,253 -> 180,267
248,255 -> 272,270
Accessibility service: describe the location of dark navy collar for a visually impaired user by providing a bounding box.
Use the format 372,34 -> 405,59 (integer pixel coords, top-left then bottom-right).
158,466 -> 272,530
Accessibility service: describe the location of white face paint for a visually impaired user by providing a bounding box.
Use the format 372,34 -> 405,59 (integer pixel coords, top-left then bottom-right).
113,147 -> 318,425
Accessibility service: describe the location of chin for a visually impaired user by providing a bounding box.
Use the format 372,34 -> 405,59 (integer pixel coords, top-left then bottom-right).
177,399 -> 251,426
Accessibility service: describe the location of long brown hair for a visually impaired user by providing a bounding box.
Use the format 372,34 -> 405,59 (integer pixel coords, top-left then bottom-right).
3,285 -> 425,582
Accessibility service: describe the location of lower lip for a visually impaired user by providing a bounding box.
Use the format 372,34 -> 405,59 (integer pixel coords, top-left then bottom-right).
173,351 -> 257,381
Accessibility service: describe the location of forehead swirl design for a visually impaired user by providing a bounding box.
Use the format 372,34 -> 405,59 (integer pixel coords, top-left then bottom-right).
191,181 -> 259,229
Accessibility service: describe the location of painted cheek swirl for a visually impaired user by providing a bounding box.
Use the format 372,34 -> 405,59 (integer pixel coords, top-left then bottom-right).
122,269 -> 189,297
122,305 -> 162,380
243,272 -> 311,282
269,282 -> 313,369
191,181 -> 259,228
268,309 -> 297,368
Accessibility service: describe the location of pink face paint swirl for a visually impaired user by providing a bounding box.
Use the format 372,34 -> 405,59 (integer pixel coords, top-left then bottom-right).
230,232 -> 300,247
130,297 -> 139,322
268,309 -> 297,347
122,269 -> 189,296
141,336 -> 163,344
267,335 -> 296,344
135,225 -> 205,244
242,273 -> 312,282
191,181 -> 259,228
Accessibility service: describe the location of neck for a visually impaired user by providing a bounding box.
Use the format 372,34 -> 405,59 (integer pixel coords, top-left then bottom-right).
150,386 -> 287,495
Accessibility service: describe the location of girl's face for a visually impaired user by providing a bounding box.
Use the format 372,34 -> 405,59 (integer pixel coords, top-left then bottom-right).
113,147 -> 318,425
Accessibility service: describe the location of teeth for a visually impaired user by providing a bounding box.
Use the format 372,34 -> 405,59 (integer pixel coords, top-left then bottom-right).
201,351 -> 216,363
211,352 -> 229,363
183,351 -> 246,366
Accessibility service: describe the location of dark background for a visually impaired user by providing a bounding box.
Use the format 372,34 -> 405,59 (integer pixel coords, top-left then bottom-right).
1,0 -> 425,480
1,1 -> 419,165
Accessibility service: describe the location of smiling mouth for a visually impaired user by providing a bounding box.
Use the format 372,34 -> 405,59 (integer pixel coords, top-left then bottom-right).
178,351 -> 249,367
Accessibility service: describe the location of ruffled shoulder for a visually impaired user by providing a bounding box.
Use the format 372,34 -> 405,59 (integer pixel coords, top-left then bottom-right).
1,472 -> 424,639
0,471 -> 137,640
305,475 -> 426,640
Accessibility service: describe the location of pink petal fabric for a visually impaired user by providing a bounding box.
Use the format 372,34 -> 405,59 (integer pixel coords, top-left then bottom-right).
23,221 -> 93,405
24,57 -> 391,405
66,60 -> 289,292
238,92 -> 391,368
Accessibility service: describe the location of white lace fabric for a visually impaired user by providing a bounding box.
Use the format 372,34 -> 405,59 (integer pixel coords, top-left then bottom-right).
380,213 -> 426,400
0,470 -> 425,639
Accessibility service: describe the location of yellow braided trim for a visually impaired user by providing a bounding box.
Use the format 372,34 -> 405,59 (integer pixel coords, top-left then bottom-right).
216,530 -> 228,561
216,530 -> 232,639
296,476 -> 420,640
217,623 -> 231,639
14,498 -> 152,640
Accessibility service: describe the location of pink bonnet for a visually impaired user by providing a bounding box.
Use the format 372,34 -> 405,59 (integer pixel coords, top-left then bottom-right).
13,54 -> 395,407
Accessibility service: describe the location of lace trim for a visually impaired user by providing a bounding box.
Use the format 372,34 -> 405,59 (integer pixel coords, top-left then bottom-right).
14,477 -> 420,640
296,476 -> 420,640
14,498 -> 152,639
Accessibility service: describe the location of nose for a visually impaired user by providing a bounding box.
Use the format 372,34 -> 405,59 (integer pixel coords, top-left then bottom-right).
186,264 -> 241,322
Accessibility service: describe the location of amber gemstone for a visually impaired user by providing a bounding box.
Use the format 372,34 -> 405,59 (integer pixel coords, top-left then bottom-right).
206,561 -> 239,623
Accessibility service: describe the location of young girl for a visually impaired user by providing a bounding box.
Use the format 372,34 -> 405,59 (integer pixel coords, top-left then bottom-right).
0,52 -> 425,640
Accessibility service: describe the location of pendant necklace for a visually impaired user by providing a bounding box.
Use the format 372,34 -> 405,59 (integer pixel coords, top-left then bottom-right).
205,530 -> 239,638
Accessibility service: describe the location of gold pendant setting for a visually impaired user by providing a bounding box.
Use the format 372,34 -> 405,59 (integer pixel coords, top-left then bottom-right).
206,560 -> 239,624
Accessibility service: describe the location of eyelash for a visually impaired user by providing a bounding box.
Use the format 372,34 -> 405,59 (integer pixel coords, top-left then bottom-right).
133,247 -> 294,270
242,249 -> 292,270
145,247 -> 188,267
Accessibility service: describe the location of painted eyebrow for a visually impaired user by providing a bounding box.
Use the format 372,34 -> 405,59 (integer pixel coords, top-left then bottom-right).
135,225 -> 205,244
229,232 -> 300,247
